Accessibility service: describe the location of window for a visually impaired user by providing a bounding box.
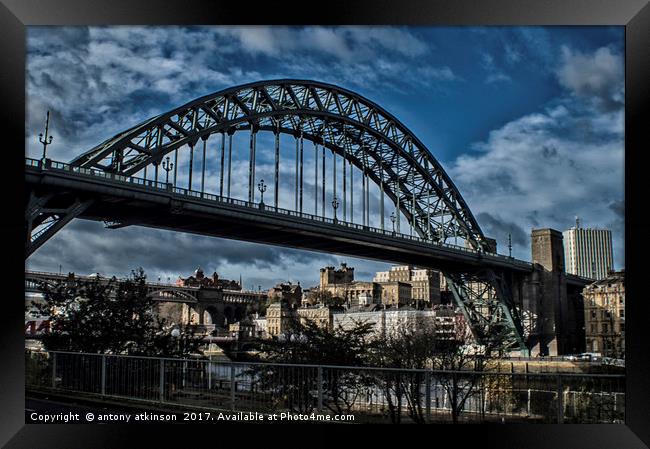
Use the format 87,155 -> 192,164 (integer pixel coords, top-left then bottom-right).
602,323 -> 608,333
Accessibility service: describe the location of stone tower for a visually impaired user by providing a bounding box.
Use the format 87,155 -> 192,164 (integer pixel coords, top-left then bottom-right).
319,263 -> 354,290
529,228 -> 568,356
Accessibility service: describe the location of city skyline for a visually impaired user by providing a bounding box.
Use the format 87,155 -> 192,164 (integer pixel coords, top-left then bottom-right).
25,26 -> 624,289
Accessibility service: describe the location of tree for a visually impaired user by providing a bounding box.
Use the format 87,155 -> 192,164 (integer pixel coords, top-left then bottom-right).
369,320 -> 439,423
304,288 -> 344,308
33,268 -> 202,357
431,326 -> 509,423
251,316 -> 376,414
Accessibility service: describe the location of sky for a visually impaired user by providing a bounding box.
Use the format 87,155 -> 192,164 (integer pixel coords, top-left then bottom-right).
25,26 -> 625,289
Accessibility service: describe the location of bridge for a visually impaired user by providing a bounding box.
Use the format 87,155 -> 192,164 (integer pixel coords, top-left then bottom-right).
25,270 -> 265,331
25,79 -> 591,355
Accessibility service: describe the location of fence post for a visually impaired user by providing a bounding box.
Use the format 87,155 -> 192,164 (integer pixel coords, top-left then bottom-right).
557,374 -> 564,424
51,352 -> 57,389
230,364 -> 236,411
207,357 -> 212,391
317,366 -> 323,412
159,359 -> 165,403
101,355 -> 106,396
425,371 -> 431,423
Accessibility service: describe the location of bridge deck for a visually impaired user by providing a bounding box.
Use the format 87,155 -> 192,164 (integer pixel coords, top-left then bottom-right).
27,159 -> 536,274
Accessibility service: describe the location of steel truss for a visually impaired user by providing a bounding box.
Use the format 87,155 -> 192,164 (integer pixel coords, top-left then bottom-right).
25,190 -> 92,258
70,79 -> 488,251
444,269 -> 526,352
29,79 -> 527,348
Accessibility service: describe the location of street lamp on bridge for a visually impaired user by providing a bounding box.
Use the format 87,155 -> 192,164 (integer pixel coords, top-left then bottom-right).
390,212 -> 396,235
508,233 -> 513,258
162,156 -> 174,185
332,196 -> 340,223
38,110 -> 54,162
257,179 -> 267,208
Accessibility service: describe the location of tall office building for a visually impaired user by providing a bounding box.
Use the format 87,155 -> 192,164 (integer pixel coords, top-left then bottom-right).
563,218 -> 614,280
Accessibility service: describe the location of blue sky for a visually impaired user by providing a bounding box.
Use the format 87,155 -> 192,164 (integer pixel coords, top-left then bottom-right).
25,26 -> 625,289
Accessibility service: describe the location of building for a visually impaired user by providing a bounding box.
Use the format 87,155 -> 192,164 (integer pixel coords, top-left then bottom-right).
267,281 -> 302,307
253,315 -> 268,339
176,266 -> 242,290
378,281 -> 412,306
320,263 -> 354,290
163,268 -> 266,332
373,265 -> 441,305
563,220 -> 614,280
318,263 -> 413,307
25,291 -> 49,343
297,306 -> 333,330
266,302 -> 294,337
265,303 -> 332,337
583,270 -> 625,358
332,306 -> 464,340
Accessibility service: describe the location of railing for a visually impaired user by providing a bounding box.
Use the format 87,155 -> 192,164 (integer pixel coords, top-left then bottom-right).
25,350 -> 624,424
26,158 -> 531,269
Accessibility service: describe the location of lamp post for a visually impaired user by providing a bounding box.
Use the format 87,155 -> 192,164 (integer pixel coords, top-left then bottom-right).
39,110 -> 54,162
332,196 -> 340,223
390,212 -> 396,234
257,179 -> 267,207
162,156 -> 174,185
508,233 -> 512,258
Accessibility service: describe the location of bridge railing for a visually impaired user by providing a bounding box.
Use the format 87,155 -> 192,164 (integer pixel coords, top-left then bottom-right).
26,349 -> 624,424
27,158 -> 529,267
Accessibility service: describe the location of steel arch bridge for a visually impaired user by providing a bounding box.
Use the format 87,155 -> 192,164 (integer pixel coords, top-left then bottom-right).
26,79 -> 527,351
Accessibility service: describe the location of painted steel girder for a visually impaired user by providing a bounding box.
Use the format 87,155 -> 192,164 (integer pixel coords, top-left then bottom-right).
444,268 -> 526,352
25,191 -> 92,259
69,79 -> 488,252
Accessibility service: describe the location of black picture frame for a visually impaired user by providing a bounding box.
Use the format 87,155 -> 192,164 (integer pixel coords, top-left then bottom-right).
2,0 -> 648,447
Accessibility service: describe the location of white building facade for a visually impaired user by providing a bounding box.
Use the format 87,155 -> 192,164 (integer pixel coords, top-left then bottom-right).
563,225 -> 614,280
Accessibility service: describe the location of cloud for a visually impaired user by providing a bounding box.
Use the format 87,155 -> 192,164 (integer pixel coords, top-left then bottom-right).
213,26 -> 429,62
475,212 -> 527,249
25,26 -> 453,163
26,219 -> 393,289
608,200 -> 624,219
25,26 -> 625,281
504,44 -> 521,64
481,52 -> 512,84
556,45 -> 623,110
449,98 -> 624,266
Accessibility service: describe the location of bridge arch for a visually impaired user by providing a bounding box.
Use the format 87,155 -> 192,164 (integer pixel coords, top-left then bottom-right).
70,80 -> 488,251
147,287 -> 198,303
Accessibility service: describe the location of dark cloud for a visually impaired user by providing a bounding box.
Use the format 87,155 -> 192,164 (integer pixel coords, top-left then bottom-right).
26,220 -> 378,289
608,200 -> 624,219
476,212 -> 528,250
541,145 -> 558,160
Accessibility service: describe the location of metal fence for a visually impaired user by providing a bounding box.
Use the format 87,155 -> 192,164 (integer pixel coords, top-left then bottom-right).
25,350 -> 625,424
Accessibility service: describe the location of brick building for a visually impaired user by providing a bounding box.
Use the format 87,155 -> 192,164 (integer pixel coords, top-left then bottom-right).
583,270 -> 625,358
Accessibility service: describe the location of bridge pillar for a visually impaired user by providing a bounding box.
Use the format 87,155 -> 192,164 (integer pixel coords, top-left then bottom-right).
528,228 -> 571,356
